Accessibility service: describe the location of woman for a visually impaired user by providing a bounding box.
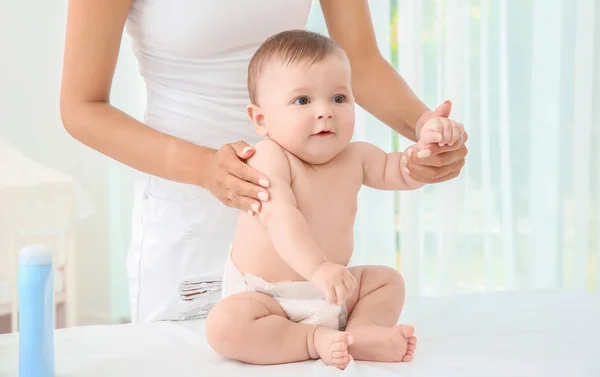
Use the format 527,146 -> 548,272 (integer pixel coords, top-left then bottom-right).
60,0 -> 468,323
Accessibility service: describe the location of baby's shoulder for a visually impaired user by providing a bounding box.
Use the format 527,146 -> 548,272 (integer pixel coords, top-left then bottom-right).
339,141 -> 374,164
253,138 -> 286,155
247,139 -> 294,184
249,139 -> 289,168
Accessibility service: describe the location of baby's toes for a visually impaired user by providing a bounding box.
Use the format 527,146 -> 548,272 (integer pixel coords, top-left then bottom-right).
332,351 -> 350,369
397,324 -> 415,338
402,353 -> 414,362
330,336 -> 349,358
408,341 -> 417,352
331,341 -> 348,353
403,335 -> 417,362
333,331 -> 353,346
408,335 -> 417,346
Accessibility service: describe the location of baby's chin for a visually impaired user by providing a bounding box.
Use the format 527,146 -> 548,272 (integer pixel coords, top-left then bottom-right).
289,145 -> 345,165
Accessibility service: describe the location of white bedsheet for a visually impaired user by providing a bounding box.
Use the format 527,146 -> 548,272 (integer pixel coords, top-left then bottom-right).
1,289 -> 599,377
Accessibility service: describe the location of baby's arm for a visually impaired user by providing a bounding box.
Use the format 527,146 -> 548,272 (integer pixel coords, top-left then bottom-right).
352,142 -> 424,191
247,139 -> 328,280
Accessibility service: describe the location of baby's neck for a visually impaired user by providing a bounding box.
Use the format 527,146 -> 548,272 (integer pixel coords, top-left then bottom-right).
268,139 -> 346,166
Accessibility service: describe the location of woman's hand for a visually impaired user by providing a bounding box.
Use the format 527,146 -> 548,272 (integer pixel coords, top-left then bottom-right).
207,141 -> 270,215
406,101 -> 469,184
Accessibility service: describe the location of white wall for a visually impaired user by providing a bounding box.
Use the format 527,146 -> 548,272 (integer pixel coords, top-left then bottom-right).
0,1 -> 143,326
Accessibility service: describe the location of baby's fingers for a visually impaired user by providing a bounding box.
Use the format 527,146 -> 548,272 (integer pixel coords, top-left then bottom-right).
449,122 -> 464,146
324,285 -> 337,305
343,273 -> 356,296
334,283 -> 349,305
419,130 -> 443,145
438,118 -> 454,146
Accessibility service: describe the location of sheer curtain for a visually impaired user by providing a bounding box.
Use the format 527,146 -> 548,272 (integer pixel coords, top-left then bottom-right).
1,1 -> 597,331
310,0 -> 600,296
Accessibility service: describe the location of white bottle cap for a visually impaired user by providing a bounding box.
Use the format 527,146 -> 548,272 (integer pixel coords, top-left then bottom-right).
19,244 -> 53,265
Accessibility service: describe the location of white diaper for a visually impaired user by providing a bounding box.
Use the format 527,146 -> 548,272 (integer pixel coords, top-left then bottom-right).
221,257 -> 347,330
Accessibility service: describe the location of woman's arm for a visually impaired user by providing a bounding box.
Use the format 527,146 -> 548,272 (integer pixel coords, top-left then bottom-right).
319,0 -> 468,183
60,0 -> 269,212
319,0 -> 426,141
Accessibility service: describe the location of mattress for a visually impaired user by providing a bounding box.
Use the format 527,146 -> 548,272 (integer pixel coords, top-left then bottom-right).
1,289 -> 599,377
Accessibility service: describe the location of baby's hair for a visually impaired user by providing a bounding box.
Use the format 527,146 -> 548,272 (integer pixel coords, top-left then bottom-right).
247,29 -> 343,104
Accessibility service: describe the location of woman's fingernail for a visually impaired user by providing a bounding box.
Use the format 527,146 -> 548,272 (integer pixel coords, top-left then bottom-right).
407,148 -> 413,158
258,191 -> 269,201
401,155 -> 407,167
259,178 -> 270,187
417,149 -> 432,158
403,167 -> 411,175
242,146 -> 253,154
251,203 -> 260,213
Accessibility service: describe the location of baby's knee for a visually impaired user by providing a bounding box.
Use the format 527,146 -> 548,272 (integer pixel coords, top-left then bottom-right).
370,265 -> 405,291
206,301 -> 245,356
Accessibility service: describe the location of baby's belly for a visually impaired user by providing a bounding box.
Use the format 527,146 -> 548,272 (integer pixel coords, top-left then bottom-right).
230,217 -> 354,283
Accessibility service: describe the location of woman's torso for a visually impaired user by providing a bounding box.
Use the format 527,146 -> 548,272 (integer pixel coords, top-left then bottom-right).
124,1 -> 313,322
126,0 -> 313,148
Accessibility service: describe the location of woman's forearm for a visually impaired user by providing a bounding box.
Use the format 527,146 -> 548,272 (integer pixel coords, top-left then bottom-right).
351,55 -> 429,142
61,101 -> 215,187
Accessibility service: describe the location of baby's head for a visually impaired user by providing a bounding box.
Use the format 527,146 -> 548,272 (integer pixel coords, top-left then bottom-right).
247,29 -> 355,164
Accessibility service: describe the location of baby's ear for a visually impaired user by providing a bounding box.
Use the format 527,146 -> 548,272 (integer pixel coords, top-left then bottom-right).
247,104 -> 268,137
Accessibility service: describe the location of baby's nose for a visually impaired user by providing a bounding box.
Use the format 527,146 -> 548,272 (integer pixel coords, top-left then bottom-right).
316,107 -> 333,119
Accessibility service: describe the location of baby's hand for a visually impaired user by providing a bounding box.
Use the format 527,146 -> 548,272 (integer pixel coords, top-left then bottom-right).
419,117 -> 464,147
310,261 -> 357,305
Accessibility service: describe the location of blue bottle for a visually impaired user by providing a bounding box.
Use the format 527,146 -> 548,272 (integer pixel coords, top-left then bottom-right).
18,244 -> 55,377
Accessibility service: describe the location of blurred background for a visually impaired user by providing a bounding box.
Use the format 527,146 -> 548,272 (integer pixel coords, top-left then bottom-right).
0,0 -> 598,332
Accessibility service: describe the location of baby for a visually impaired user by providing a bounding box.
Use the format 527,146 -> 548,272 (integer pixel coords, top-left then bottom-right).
206,30 -> 463,370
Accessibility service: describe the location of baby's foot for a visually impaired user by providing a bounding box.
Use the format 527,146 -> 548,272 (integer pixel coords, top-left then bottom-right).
348,324 -> 417,362
311,326 -> 354,370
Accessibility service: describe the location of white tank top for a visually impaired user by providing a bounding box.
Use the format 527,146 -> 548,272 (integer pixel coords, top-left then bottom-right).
126,0 -> 313,148
123,1 -> 313,322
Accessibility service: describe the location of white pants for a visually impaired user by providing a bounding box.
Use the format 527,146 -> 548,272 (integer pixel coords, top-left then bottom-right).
126,176 -> 238,323
222,255 -> 348,330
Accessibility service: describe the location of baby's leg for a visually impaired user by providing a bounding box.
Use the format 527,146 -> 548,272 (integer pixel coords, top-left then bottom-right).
206,291 -> 354,369
344,266 -> 417,362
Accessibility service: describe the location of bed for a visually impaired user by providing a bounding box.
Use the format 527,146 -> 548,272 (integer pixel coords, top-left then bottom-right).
1,289 -> 599,377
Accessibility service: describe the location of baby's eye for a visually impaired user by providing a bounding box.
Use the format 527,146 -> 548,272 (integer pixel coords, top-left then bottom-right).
332,95 -> 346,104
293,96 -> 310,105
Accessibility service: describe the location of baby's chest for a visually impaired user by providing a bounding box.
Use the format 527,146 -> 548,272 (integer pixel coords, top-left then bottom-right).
291,164 -> 362,219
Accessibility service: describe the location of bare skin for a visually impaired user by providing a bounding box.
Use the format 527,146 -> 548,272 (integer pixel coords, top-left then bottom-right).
60,0 -> 467,218
206,265 -> 417,369
210,141 -> 419,369
206,41 -> 462,369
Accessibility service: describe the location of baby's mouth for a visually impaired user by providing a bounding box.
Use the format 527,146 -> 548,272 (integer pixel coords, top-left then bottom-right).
314,130 -> 334,137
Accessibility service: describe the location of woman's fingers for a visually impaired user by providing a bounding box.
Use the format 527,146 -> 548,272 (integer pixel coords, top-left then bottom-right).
407,129 -> 468,184
229,140 -> 256,160
227,176 -> 270,212
229,158 -> 270,188
209,141 -> 271,213
406,157 -> 465,184
225,146 -> 270,188
411,167 -> 461,185
416,132 -> 467,163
